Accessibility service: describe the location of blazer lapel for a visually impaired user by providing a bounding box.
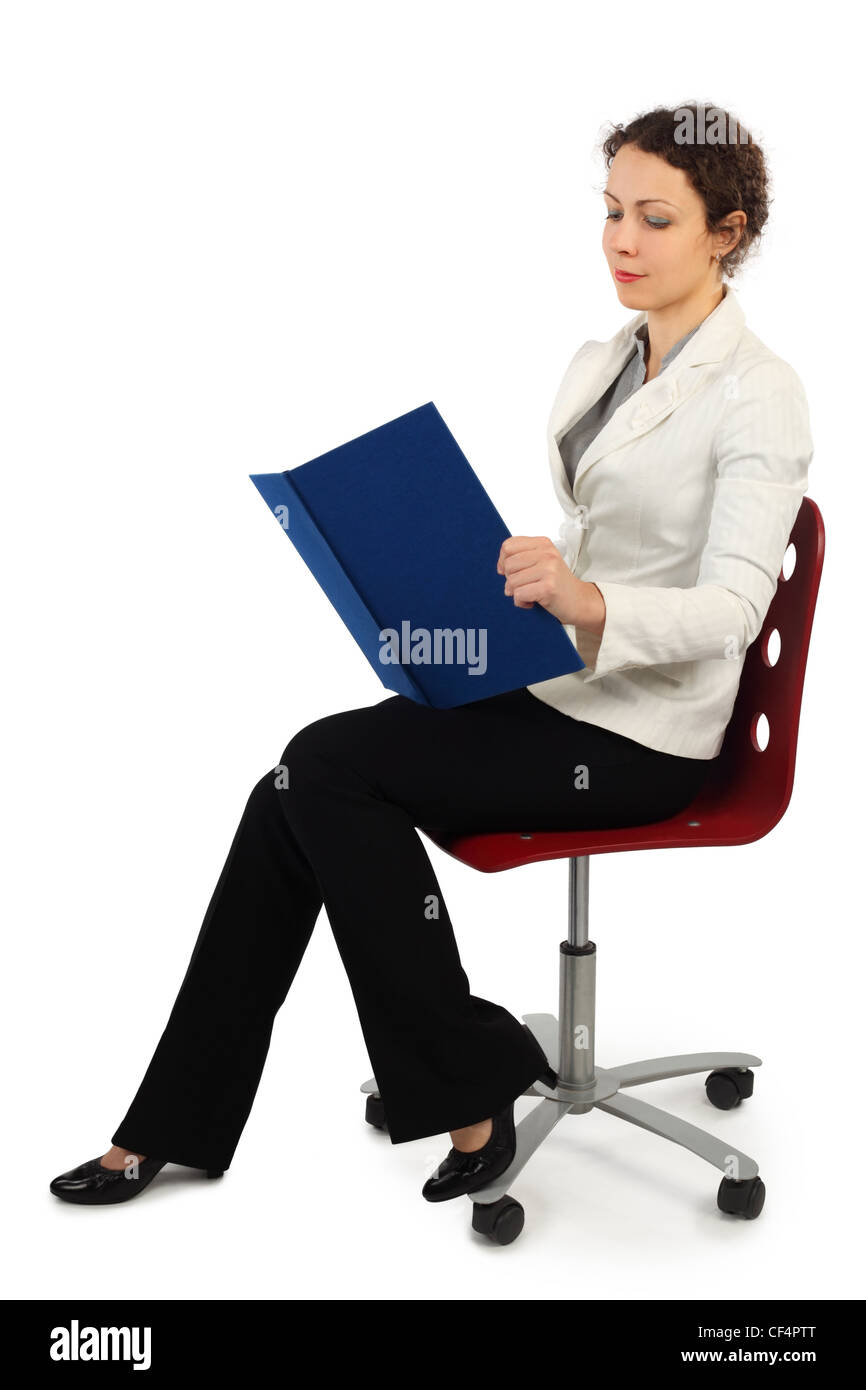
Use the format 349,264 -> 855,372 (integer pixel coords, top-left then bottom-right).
547,286 -> 747,508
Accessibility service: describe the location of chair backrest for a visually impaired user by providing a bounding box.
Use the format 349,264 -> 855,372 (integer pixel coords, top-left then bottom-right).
697,496 -> 825,839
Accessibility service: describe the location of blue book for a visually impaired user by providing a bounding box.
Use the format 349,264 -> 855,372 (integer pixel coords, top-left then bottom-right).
249,401 -> 585,708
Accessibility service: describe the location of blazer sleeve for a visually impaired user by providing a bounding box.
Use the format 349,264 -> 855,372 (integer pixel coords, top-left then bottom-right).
578,357 -> 813,683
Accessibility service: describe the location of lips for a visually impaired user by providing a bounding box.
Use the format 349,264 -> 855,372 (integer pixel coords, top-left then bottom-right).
615,269 -> 645,282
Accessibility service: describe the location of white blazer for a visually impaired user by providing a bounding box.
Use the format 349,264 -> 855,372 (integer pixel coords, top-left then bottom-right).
526,285 -> 814,759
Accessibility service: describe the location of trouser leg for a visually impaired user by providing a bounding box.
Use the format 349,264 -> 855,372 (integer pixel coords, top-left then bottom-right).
271,704 -> 548,1144
111,770 -> 322,1171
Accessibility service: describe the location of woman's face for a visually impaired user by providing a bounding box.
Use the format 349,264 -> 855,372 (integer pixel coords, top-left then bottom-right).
602,143 -> 726,308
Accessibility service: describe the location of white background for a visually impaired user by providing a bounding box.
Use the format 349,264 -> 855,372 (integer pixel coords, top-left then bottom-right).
2,1 -> 859,1301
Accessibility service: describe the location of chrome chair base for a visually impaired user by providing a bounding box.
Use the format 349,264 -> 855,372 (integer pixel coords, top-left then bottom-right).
361,1027 -> 761,1206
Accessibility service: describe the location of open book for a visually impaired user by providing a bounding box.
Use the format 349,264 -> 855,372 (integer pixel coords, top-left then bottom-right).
250,401 -> 584,708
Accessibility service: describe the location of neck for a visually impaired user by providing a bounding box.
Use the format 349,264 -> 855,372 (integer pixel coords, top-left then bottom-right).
643,281 -> 725,378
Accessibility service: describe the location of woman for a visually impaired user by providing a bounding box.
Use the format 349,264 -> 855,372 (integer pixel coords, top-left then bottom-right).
50,103 -> 812,1207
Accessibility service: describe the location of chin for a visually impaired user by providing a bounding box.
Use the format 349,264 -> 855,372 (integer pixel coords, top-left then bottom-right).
613,280 -> 648,303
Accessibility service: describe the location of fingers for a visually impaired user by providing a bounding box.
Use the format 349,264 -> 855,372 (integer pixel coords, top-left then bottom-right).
504,563 -> 558,606
496,536 -> 558,575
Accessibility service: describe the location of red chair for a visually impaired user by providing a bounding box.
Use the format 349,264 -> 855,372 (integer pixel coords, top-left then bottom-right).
362,497 -> 825,1244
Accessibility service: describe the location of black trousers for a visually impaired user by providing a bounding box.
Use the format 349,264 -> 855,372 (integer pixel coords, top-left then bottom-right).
111,687 -> 712,1168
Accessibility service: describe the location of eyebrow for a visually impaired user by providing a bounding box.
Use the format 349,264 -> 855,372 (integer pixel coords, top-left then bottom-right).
603,189 -> 680,211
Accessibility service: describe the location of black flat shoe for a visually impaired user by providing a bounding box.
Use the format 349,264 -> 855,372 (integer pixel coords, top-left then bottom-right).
49,1156 -> 224,1205
422,1100 -> 517,1203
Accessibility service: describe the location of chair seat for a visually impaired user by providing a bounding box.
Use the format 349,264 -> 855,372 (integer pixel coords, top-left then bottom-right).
423,748 -> 790,872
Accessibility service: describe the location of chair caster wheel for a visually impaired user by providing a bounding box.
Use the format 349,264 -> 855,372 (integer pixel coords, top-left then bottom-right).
365,1094 -> 388,1131
471,1195 -> 525,1245
717,1175 -> 765,1219
706,1067 -> 754,1110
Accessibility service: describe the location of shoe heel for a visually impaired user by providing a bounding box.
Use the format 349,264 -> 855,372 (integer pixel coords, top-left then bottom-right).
206,1169 -> 224,1179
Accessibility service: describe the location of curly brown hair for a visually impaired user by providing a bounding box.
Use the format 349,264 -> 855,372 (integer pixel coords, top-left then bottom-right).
598,103 -> 771,279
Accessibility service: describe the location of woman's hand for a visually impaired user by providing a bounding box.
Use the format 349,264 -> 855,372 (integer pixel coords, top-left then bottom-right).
496,535 -> 607,637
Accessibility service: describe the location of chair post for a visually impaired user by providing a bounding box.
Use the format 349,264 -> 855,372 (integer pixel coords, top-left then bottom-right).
567,856 -> 589,946
557,855 -> 597,1098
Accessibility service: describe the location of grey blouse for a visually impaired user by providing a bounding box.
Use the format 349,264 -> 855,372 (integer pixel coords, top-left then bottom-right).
559,319 -> 701,489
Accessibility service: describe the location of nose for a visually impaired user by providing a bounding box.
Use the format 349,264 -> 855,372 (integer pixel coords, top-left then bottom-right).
607,220 -> 638,256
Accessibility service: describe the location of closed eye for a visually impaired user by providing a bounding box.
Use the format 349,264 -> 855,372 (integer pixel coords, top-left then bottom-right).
605,211 -> 670,229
